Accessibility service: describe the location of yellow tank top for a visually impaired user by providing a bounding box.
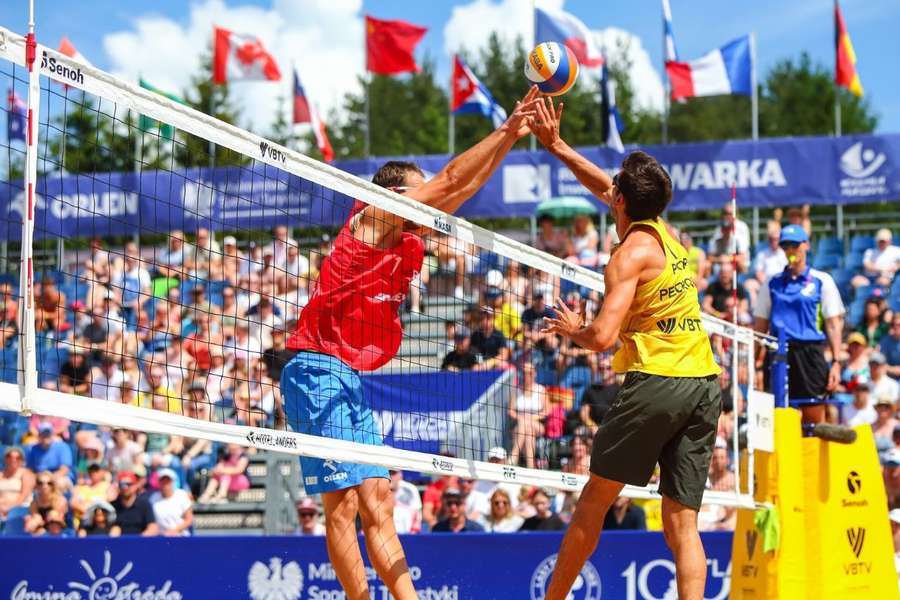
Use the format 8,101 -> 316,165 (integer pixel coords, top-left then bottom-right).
611,218 -> 720,378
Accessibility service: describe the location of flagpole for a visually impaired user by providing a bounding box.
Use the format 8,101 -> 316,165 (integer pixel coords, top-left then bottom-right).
448,55 -> 455,155
751,32 -> 759,140
529,0 -> 537,153
661,11 -> 669,144
834,0 -> 842,137
364,22 -> 371,158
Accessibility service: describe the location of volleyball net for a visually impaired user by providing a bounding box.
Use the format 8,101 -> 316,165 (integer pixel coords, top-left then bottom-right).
0,25 -> 770,507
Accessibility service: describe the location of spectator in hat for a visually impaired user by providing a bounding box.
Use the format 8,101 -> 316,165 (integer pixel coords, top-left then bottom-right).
843,381 -> 877,427
295,497 -> 326,536
872,397 -> 899,448
841,333 -> 873,392
78,500 -> 120,537
473,447 -> 522,509
519,489 -> 565,531
37,509 -> 71,537
71,461 -> 113,520
390,470 -> 423,534
74,436 -> 106,480
880,313 -> 900,381
248,297 -> 283,350
884,449 -> 900,507
441,326 -> 477,372
522,291 -> 555,336
471,309 -> 508,367
111,471 -> 158,536
150,468 -> 193,536
853,228 -> 900,289
26,422 -> 73,483
870,352 -> 900,402
284,239 -> 310,279
431,488 -> 485,533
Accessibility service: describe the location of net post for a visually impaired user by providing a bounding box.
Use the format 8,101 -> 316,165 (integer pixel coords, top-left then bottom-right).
772,329 -> 788,408
18,23 -> 39,416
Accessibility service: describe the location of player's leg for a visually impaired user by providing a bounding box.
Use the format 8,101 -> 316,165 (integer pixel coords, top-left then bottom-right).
357,476 -> 417,599
321,487 -> 370,600
660,495 -> 706,600
544,474 -> 622,600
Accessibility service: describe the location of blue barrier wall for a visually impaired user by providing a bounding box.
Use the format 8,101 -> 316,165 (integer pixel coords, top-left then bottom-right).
0,531 -> 733,599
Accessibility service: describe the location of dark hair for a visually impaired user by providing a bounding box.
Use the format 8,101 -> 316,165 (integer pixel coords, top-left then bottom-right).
372,161 -> 424,189
616,151 -> 672,221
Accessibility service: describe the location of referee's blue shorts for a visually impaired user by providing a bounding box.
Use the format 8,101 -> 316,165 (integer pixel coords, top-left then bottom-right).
280,351 -> 389,495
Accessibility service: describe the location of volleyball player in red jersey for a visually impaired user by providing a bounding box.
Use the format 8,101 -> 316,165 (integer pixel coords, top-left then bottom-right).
281,87 -> 541,600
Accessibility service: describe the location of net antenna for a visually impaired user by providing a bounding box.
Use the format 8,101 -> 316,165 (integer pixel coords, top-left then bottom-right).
0,23 -> 773,508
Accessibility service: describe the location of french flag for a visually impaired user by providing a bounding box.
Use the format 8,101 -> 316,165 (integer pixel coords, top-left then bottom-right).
666,35 -> 752,100
451,55 -> 507,128
293,69 -> 333,162
535,7 -> 604,69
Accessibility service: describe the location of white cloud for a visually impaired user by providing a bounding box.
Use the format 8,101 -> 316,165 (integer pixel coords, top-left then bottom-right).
443,0 -> 663,113
103,0 -> 364,135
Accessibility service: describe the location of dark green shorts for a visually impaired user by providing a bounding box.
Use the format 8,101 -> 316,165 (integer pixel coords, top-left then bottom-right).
590,371 -> 722,510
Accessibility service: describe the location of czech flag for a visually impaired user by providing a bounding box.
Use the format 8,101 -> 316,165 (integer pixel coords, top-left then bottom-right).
835,1 -> 863,97
7,89 -> 26,142
213,27 -> 282,84
665,35 -> 752,100
535,7 -> 604,69
293,69 -> 333,163
451,55 -> 507,128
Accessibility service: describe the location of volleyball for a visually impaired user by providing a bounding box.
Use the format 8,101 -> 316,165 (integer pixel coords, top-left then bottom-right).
524,41 -> 579,96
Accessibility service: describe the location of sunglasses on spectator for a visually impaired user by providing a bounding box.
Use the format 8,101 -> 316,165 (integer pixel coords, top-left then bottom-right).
298,511 -> 316,517
444,499 -> 462,506
779,241 -> 801,250
37,479 -> 52,486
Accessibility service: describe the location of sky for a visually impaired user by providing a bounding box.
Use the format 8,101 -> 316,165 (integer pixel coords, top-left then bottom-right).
1,0 -> 898,136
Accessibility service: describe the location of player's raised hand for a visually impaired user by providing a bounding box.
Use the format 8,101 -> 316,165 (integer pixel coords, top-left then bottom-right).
540,296 -> 584,338
502,85 -> 542,139
528,97 -> 564,150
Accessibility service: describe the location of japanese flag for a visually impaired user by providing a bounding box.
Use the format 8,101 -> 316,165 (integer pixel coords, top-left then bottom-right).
213,27 -> 282,84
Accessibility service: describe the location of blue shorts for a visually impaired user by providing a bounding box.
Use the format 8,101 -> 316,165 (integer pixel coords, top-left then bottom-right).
280,351 -> 388,495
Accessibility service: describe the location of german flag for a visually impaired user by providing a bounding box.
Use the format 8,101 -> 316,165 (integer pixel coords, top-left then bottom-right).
835,1 -> 863,97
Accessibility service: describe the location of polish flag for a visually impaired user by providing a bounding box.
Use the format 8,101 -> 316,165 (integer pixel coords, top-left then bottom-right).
213,27 -> 282,84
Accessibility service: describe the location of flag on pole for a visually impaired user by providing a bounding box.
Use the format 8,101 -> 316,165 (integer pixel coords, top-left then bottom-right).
138,78 -> 185,139
451,55 -> 507,128
534,7 -> 604,68
600,71 -> 624,153
6,89 -> 26,142
293,69 -> 333,162
661,0 -> 679,62
365,16 -> 428,75
212,27 -> 282,84
835,1 -> 863,97
58,36 -> 91,65
665,35 -> 752,100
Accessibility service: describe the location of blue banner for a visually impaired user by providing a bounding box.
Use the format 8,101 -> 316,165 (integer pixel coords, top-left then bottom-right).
1,133 -> 896,239
0,531 -> 733,599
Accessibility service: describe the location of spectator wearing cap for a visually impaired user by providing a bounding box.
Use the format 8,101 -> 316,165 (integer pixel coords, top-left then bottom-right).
0,447 -> 35,522
519,489 -> 565,531
421,459 -> 458,530
111,471 -> 158,536
884,449 -> 900,507
603,496 -> 647,531
472,447 -> 522,508
870,352 -> 900,402
37,509 -> 71,537
522,291 -> 555,337
71,461 -> 113,520
872,396 -> 899,448
78,500 -> 120,537
881,313 -> 900,381
248,297 -> 283,351
150,468 -> 193,536
841,332 -> 872,392
57,345 -> 91,395
155,230 -> 187,279
24,471 -> 69,534
431,488 -> 485,533
843,381 -> 877,427
485,284 -> 523,343
754,224 -> 845,425
75,436 -> 107,480
26,422 -> 73,483
852,228 -> 900,289
390,470 -> 423,534
856,297 -> 889,349
441,326 -> 477,372
471,309 -> 508,368
295,497 -> 326,535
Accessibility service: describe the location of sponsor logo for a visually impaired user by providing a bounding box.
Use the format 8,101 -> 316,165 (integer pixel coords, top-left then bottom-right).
530,554 -> 601,600
670,257 -> 688,273
561,263 -> 577,278
321,459 -> 348,483
838,142 -> 889,198
561,473 -> 579,488
656,317 -> 703,334
11,550 -> 182,600
259,141 -> 286,164
664,159 -> 787,191
503,164 -> 551,203
847,527 -> 866,559
847,471 -> 862,495
431,457 -> 454,473
248,557 -> 303,600
745,530 -> 758,560
375,410 -> 466,442
502,466 -> 517,480
8,188 -> 138,222
246,430 -> 298,451
304,476 -> 318,486
658,276 -> 695,301
40,51 -> 85,86
432,216 -> 452,234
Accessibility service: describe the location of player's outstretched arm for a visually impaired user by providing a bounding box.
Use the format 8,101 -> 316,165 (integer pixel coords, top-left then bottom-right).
405,86 -> 541,215
529,97 -> 614,204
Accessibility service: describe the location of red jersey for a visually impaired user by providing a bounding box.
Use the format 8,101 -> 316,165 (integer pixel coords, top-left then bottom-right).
287,207 -> 424,371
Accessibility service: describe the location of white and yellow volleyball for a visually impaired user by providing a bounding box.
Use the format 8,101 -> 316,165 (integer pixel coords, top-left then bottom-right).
524,41 -> 580,96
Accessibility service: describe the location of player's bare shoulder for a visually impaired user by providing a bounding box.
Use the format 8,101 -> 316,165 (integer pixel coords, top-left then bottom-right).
611,226 -> 667,283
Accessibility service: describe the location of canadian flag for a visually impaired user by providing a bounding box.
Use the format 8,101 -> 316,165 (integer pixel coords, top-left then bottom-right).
213,27 -> 282,84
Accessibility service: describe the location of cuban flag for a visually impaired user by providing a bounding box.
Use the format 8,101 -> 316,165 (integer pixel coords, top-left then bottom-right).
7,89 -> 25,142
293,69 -> 333,162
535,7 -> 604,69
661,0 -> 679,62
451,55 -> 507,128
665,35 -> 752,100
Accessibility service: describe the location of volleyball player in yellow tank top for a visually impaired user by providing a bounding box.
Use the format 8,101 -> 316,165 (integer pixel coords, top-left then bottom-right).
528,98 -> 721,600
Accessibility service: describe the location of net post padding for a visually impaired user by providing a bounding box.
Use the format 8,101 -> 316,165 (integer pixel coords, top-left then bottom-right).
0,382 -> 754,507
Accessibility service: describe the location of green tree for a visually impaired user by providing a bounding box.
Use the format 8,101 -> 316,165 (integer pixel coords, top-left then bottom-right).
175,49 -> 246,168
269,96 -> 297,149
